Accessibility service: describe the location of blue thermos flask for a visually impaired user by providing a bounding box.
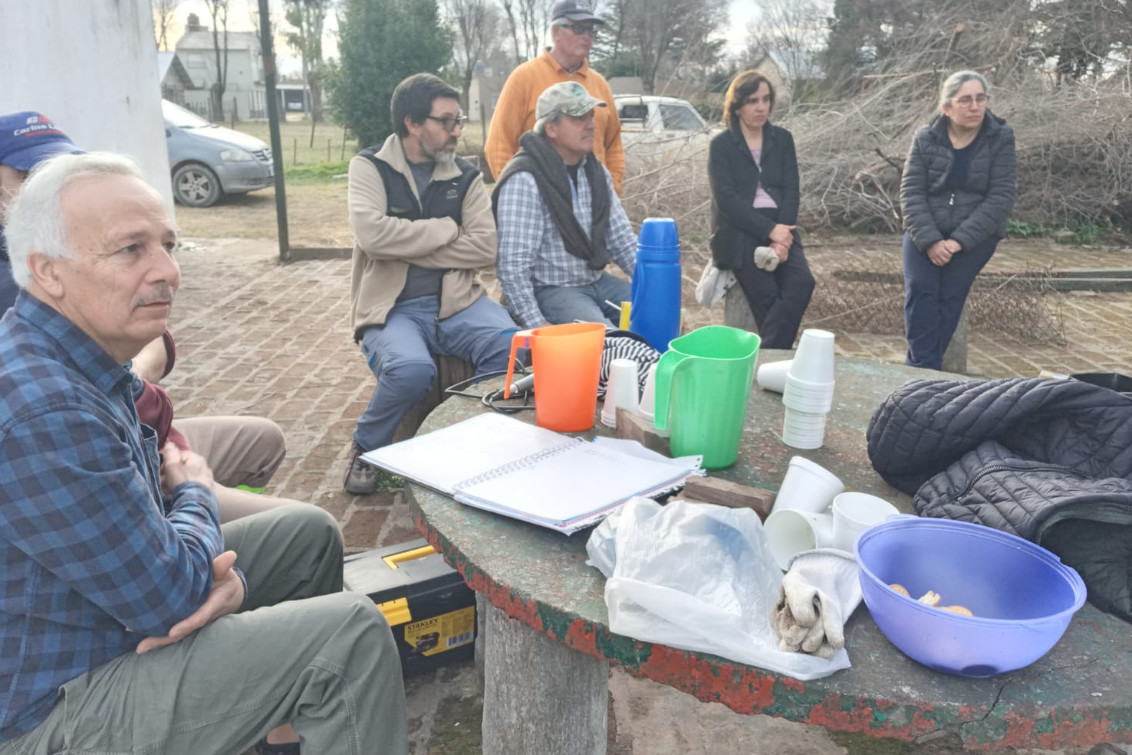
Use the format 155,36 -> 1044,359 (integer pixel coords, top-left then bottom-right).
629,217 -> 682,351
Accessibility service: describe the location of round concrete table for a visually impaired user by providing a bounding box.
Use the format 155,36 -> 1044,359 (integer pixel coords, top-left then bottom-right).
406,352 -> 1132,753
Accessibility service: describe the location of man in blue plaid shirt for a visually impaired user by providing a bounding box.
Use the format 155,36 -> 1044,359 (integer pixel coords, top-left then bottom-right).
493,81 -> 637,330
0,153 -> 407,754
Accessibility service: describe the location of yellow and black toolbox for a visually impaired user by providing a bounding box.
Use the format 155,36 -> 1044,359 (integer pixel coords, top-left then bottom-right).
343,538 -> 476,675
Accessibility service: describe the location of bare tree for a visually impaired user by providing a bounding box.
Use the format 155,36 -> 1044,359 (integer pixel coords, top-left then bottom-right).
204,0 -> 231,120
606,0 -> 729,93
444,0 -> 502,108
497,0 -> 523,63
741,0 -> 830,108
285,0 -> 333,143
154,0 -> 182,52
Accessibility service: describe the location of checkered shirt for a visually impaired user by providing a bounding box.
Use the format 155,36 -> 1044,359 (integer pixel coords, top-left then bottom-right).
0,293 -> 226,741
496,157 -> 637,328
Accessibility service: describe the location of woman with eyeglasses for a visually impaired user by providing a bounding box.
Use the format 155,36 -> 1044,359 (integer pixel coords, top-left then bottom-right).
707,70 -> 815,349
900,70 -> 1016,370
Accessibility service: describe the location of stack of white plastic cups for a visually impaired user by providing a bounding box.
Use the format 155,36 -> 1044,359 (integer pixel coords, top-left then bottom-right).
781,329 -> 836,449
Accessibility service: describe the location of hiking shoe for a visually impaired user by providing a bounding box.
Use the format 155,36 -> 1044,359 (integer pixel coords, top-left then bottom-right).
343,442 -> 378,495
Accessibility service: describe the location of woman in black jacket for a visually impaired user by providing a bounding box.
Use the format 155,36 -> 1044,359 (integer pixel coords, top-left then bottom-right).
900,70 -> 1016,370
708,70 -> 814,349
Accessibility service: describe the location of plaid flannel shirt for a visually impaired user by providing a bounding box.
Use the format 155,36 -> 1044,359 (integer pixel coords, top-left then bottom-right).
496,157 -> 637,329
0,294 -> 226,741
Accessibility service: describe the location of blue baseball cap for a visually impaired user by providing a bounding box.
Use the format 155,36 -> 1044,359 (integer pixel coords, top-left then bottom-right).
0,111 -> 82,172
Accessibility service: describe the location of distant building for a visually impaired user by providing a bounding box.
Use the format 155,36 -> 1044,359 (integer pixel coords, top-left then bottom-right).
174,13 -> 266,120
468,73 -> 503,123
608,77 -> 645,95
751,50 -> 826,106
157,51 -> 198,107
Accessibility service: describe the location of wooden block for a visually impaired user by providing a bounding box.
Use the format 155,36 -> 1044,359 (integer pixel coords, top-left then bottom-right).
682,477 -> 776,520
614,407 -> 670,456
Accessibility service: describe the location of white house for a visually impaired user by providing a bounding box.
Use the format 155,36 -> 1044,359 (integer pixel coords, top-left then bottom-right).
174,14 -> 267,121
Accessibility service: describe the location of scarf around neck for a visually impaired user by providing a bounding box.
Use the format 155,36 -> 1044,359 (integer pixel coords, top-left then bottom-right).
492,130 -> 611,270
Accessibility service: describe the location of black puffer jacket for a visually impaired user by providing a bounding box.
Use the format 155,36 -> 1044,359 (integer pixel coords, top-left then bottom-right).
867,378 -> 1132,621
900,112 -> 1016,253
708,121 -> 799,270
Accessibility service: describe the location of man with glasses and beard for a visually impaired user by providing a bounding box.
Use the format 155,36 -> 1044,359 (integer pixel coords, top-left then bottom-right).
343,73 -> 517,496
485,0 -> 624,193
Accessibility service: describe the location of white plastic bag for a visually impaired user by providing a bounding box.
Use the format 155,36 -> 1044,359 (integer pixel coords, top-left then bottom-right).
587,497 -> 850,679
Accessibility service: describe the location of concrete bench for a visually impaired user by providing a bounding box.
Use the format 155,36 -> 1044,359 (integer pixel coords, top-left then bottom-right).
723,280 -> 970,373
390,354 -> 477,443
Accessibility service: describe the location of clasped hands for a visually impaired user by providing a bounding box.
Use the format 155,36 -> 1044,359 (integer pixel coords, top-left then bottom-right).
768,223 -> 795,263
136,444 -> 244,655
927,238 -> 962,267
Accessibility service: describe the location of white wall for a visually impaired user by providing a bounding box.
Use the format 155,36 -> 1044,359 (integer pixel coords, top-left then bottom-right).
0,0 -> 175,211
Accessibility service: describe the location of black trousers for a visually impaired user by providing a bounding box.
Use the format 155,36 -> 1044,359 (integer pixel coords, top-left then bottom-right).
733,233 -> 815,349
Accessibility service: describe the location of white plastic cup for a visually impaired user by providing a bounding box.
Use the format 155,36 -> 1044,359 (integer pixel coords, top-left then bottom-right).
764,508 -> 835,570
832,492 -> 900,551
600,358 -> 640,428
781,408 -> 827,449
772,455 -> 844,513
783,375 -> 835,414
757,359 -> 793,393
789,329 -> 835,385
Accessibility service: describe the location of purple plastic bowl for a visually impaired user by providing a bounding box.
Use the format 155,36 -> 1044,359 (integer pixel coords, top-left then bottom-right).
855,517 -> 1086,678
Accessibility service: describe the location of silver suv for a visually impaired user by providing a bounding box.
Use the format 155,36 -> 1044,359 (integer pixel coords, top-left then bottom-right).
163,100 -> 273,207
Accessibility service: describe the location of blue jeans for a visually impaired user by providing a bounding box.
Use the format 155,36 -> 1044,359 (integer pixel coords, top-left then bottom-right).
903,232 -> 998,370
534,272 -> 631,327
354,295 -> 517,451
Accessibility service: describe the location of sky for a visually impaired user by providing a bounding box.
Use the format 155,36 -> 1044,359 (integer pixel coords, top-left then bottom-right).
170,0 -> 762,73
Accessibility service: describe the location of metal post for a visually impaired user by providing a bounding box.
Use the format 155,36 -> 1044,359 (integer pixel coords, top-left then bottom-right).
258,0 -> 289,261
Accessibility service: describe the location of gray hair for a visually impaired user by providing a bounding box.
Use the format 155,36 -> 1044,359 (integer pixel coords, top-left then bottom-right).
5,152 -> 146,289
939,70 -> 989,109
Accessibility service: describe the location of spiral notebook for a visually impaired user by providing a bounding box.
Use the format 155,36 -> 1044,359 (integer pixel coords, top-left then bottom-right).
362,413 -> 697,534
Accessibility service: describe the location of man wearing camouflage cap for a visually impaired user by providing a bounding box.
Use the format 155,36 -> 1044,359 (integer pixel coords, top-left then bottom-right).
492,82 -> 637,330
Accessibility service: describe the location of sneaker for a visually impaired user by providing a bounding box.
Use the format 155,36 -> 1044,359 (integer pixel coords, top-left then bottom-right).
343,442 -> 378,495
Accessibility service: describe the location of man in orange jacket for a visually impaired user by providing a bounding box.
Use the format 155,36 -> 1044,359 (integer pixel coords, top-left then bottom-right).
485,0 -> 624,193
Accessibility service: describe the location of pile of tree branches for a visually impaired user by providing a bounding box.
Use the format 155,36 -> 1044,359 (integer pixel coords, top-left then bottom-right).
783,72 -> 1132,233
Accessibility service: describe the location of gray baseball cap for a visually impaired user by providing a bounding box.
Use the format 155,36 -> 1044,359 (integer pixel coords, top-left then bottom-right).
534,82 -> 606,132
550,0 -> 603,23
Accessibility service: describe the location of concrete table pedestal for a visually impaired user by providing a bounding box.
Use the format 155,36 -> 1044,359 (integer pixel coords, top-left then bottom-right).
481,600 -> 608,754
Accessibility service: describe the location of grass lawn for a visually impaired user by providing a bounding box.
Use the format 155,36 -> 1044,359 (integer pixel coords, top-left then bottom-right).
173,117 -> 490,246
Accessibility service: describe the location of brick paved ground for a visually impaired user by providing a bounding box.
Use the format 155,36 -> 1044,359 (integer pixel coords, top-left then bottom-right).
167,235 -> 1128,754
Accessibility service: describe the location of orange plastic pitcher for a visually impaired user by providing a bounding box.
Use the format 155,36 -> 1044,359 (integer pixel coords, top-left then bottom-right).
504,322 -> 605,432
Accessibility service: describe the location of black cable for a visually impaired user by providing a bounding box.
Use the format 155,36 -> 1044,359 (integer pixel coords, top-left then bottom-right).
443,368 -> 536,415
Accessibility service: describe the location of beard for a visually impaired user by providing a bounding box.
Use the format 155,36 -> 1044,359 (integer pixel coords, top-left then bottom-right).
422,137 -> 458,165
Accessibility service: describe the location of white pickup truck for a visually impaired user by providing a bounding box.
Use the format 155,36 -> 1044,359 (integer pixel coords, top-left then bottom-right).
614,95 -> 716,155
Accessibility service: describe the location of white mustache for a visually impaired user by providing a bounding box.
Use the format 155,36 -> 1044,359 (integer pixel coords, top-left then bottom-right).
135,285 -> 176,307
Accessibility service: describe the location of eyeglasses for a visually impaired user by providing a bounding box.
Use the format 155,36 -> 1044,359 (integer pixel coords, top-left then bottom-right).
425,114 -> 468,132
560,22 -> 596,36
953,93 -> 990,107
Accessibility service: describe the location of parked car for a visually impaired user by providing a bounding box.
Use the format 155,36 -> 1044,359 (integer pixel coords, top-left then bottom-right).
614,95 -> 716,154
162,100 -> 273,207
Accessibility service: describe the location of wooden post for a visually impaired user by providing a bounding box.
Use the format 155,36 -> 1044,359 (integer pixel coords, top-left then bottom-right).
724,284 -> 758,334
941,302 -> 969,374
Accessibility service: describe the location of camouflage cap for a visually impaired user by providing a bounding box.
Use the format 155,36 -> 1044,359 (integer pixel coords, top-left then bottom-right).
534,82 -> 607,132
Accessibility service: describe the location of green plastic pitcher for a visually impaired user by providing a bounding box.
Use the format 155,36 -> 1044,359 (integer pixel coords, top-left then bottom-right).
653,326 -> 760,469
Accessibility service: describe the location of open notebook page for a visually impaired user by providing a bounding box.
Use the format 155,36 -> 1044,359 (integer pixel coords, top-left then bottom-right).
361,413 -> 572,495
454,441 -> 690,527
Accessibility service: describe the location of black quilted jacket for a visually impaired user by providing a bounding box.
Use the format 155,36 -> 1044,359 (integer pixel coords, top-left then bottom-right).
866,377 -> 1132,621
900,112 -> 1016,254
